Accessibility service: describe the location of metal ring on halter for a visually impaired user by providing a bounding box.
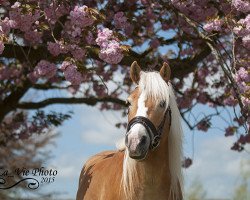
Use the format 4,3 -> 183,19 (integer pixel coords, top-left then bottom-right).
126,106 -> 171,150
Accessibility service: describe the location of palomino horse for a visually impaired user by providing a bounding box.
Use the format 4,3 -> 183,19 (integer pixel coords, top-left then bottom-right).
76,61 -> 183,200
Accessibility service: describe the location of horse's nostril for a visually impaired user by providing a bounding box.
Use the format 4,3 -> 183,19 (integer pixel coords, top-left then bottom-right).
140,136 -> 147,146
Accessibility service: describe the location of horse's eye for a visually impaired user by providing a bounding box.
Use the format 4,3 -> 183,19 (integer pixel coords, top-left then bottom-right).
125,101 -> 131,114
159,100 -> 166,108
125,100 -> 131,107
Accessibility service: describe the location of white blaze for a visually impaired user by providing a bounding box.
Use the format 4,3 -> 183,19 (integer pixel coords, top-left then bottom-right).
127,91 -> 148,151
136,91 -> 148,117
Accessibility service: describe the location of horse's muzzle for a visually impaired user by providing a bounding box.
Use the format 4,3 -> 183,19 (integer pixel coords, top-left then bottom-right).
125,134 -> 149,160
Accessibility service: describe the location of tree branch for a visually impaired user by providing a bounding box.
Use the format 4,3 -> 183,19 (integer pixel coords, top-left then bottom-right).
16,96 -> 126,109
2,41 -> 211,80
32,84 -> 69,90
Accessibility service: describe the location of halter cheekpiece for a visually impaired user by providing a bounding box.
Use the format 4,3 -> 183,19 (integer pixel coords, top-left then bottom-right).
126,106 -> 172,150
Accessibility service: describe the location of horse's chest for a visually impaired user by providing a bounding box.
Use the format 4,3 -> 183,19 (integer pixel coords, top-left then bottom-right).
137,184 -> 170,200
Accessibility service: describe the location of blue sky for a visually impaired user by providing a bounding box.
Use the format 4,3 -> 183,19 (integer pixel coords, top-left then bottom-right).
29,102 -> 249,199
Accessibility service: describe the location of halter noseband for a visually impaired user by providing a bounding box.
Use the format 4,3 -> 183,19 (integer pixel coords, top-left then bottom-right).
126,106 -> 172,150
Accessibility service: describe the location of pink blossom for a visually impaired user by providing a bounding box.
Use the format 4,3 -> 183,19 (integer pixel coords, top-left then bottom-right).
223,96 -> 237,106
93,82 -> 106,96
242,35 -> 250,49
114,12 -> 128,29
47,42 -> 68,56
69,45 -> 86,61
33,60 -> 57,79
197,119 -> 210,132
24,30 -> 42,44
234,67 -> 250,93
48,42 -> 61,56
0,65 -> 22,82
11,2 -> 21,9
0,0 -> 9,6
197,67 -> 209,78
27,72 -> 38,83
60,61 -> 71,71
225,126 -> 236,137
61,61 -> 83,85
176,96 -> 193,109
124,24 -> 134,36
96,28 -> 113,48
204,20 -> 223,32
235,67 -> 250,82
96,28 -> 124,64
44,4 -> 69,24
0,66 -> 12,80
146,7 -> 156,20
0,41 -> 4,55
242,96 -> 250,108
0,17 -> 16,34
86,31 -> 95,45
197,92 -> 207,104
233,26 -> 246,37
231,142 -> 244,151
238,15 -> 250,31
99,40 -> 124,64
232,0 -> 250,13
180,48 -> 194,57
70,6 -> 94,28
238,134 -> 250,144
68,85 -> 80,95
237,81 -> 250,93
71,26 -> 82,38
141,0 -> 148,5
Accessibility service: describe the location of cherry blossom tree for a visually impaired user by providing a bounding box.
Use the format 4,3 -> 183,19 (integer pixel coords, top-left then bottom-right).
0,0 -> 249,157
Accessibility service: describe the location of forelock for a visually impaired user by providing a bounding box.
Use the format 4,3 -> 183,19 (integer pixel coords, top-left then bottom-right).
138,71 -> 170,104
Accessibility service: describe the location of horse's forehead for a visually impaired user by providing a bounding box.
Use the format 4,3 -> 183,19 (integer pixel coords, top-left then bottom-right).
129,87 -> 155,107
129,87 -> 140,99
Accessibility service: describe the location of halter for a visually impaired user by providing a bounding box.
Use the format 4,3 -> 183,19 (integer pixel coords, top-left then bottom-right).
126,106 -> 172,150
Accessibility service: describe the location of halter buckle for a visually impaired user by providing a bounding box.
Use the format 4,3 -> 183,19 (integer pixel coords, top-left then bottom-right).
151,135 -> 161,150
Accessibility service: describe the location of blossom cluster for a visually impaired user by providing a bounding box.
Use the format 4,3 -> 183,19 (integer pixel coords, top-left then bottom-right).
0,41 -> 4,54
66,5 -> 95,39
96,28 -> 124,64
60,61 -> 84,85
1,111 -> 71,140
44,3 -> 69,24
0,65 -> 22,81
48,42 -> 86,61
232,0 -> 250,13
171,0 -> 218,22
28,60 -> 57,83
234,67 -> 250,109
70,6 -> 94,28
203,20 -> 224,32
114,12 -> 128,29
8,2 -> 42,44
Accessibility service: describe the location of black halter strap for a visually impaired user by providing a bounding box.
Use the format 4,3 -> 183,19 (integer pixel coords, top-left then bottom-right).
126,106 -> 172,150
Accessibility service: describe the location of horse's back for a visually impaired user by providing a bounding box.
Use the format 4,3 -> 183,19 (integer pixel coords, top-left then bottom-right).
76,150 -> 125,200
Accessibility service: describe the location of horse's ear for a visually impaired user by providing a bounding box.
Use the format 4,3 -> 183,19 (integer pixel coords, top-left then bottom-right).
160,62 -> 171,82
130,61 -> 141,84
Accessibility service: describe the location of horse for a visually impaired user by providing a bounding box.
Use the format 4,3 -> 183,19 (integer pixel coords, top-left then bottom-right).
76,61 -> 184,200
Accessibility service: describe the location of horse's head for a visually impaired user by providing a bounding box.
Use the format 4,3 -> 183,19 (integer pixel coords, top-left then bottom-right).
125,61 -> 171,160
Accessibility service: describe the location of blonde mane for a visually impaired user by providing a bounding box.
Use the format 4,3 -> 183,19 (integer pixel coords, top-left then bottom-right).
120,71 -> 183,200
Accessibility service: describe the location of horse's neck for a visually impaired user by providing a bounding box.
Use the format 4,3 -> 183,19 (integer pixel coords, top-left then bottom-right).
140,137 -> 169,182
